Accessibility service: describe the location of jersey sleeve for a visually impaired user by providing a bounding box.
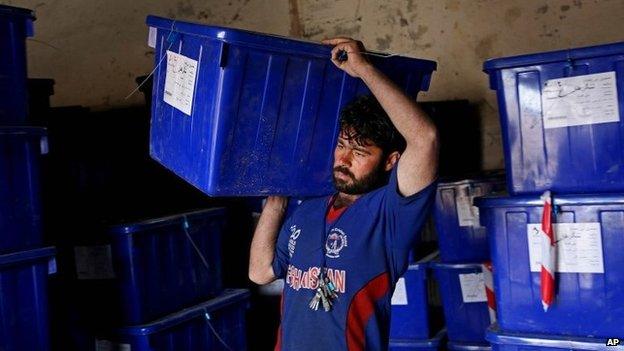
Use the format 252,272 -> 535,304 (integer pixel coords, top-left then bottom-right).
271,215 -> 294,279
382,165 -> 437,277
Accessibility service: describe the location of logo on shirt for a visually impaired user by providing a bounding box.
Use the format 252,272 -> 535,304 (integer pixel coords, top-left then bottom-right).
288,225 -> 301,258
325,228 -> 348,258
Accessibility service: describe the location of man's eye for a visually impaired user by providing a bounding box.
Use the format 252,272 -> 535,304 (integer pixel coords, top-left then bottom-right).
354,151 -> 365,157
337,143 -> 345,149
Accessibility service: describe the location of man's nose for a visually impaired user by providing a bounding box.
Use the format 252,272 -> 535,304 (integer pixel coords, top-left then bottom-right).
336,150 -> 352,166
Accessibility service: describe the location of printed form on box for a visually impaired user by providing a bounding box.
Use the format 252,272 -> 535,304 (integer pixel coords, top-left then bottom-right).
541,71 -> 620,129
164,50 -> 199,116
459,273 -> 487,303
527,222 -> 605,273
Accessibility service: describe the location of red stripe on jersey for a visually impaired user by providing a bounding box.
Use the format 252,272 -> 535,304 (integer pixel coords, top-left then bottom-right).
346,272 -> 390,351
274,293 -> 284,351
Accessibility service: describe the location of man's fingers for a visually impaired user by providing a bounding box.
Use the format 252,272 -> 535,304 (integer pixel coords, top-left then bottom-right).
328,51 -> 343,68
321,37 -> 355,46
328,59 -> 341,69
330,45 -> 342,59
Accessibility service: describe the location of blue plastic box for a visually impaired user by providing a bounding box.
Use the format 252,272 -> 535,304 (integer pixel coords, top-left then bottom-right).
476,194 -> 624,338
433,176 -> 505,262
0,127 -> 46,254
483,42 -> 624,195
113,289 -> 250,351
389,329 -> 446,351
0,5 -> 34,123
0,246 -> 55,351
430,262 -> 491,345
145,16 -> 436,196
486,324 -> 609,351
109,208 -> 225,325
390,252 -> 443,340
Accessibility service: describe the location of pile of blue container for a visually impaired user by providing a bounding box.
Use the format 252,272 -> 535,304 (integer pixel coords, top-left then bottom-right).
86,209 -> 248,351
387,175 -> 505,351
0,5 -> 253,351
0,5 -> 57,351
388,41 -> 624,351
432,174 -> 506,351
474,41 -> 624,350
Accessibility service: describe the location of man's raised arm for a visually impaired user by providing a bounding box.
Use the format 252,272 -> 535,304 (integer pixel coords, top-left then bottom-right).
323,37 -> 438,196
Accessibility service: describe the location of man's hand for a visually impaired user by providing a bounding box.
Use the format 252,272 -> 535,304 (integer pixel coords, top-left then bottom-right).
322,37 -> 373,78
264,196 -> 289,213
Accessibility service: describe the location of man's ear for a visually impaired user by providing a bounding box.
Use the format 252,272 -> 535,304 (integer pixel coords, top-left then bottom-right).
384,151 -> 400,171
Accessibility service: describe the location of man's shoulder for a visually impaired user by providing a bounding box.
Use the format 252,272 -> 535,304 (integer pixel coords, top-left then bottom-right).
289,195 -> 331,216
298,195 -> 331,207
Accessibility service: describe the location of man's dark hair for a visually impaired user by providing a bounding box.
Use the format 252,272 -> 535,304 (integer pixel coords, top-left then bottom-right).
339,95 -> 406,155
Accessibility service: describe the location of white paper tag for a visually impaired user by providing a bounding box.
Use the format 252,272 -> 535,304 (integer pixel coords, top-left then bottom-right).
74,245 -> 116,280
164,50 -> 199,116
147,27 -> 157,48
541,71 -> 620,129
48,257 -> 57,275
455,184 -> 483,227
391,277 -> 408,305
527,223 -> 604,273
459,273 -> 487,303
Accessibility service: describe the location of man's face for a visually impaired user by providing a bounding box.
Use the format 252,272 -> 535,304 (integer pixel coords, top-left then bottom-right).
332,130 -> 389,195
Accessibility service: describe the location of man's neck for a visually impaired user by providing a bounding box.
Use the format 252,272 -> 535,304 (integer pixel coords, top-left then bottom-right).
333,192 -> 361,209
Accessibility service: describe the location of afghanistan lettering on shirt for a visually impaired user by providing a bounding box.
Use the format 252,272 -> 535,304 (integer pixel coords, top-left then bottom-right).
285,264 -> 346,293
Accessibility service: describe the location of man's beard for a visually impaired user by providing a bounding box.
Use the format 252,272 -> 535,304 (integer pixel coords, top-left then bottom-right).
332,162 -> 389,195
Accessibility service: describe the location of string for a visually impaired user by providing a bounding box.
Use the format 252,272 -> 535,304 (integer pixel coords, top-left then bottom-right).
27,38 -> 61,52
183,215 -> 233,350
204,312 -> 233,351
182,216 -> 212,273
124,20 -> 177,100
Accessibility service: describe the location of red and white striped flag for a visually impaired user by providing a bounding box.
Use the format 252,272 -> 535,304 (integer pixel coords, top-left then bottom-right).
540,191 -> 556,311
482,262 -> 496,323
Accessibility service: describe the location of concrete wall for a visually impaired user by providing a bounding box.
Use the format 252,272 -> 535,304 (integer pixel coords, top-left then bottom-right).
5,0 -> 624,169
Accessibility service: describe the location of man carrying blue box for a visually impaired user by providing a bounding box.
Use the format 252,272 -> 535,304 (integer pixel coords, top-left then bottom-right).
249,37 -> 438,351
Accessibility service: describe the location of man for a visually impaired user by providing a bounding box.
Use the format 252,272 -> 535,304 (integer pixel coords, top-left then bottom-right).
249,37 -> 438,351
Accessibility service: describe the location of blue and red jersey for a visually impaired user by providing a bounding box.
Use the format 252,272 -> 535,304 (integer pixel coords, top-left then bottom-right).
272,166 -> 436,350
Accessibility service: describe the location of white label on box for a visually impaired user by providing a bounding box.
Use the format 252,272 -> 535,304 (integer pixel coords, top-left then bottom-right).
163,50 -> 199,116
148,27 -> 157,48
455,184 -> 483,227
74,245 -> 116,280
459,273 -> 487,303
527,223 -> 604,273
541,71 -> 620,129
391,277 -> 408,305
